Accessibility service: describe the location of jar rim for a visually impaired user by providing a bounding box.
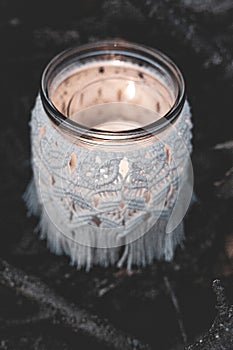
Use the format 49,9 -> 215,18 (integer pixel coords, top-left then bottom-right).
40,40 -> 186,141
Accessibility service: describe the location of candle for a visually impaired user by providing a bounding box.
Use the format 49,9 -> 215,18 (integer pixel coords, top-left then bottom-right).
24,41 -> 193,270
50,59 -> 171,130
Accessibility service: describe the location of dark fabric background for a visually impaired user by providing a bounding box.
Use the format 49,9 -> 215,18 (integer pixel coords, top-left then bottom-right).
0,1 -> 232,349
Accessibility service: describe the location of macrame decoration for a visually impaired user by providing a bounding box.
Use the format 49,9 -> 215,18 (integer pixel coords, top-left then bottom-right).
24,42 -> 193,270
24,96 -> 192,270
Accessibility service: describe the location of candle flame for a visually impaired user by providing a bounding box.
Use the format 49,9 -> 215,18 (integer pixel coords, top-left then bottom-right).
125,81 -> 136,99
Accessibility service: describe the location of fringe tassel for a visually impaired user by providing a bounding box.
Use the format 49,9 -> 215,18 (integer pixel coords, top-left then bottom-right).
24,178 -> 184,271
23,178 -> 41,217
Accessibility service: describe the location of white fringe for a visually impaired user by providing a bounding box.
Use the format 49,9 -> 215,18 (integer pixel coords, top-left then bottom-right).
24,177 -> 184,271
23,178 -> 41,217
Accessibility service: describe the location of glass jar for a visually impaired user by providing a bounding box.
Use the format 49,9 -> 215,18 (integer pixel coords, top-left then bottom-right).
25,40 -> 193,270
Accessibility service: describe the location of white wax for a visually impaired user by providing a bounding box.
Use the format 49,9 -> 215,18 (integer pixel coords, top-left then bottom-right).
94,120 -> 142,131
69,102 -> 160,131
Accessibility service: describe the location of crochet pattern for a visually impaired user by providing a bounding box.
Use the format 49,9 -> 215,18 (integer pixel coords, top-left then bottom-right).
25,96 -> 192,270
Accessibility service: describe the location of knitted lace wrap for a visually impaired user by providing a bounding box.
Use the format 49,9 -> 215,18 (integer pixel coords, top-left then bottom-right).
25,96 -> 192,270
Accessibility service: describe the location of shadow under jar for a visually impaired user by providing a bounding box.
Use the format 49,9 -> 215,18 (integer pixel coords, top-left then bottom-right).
25,40 -> 193,271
